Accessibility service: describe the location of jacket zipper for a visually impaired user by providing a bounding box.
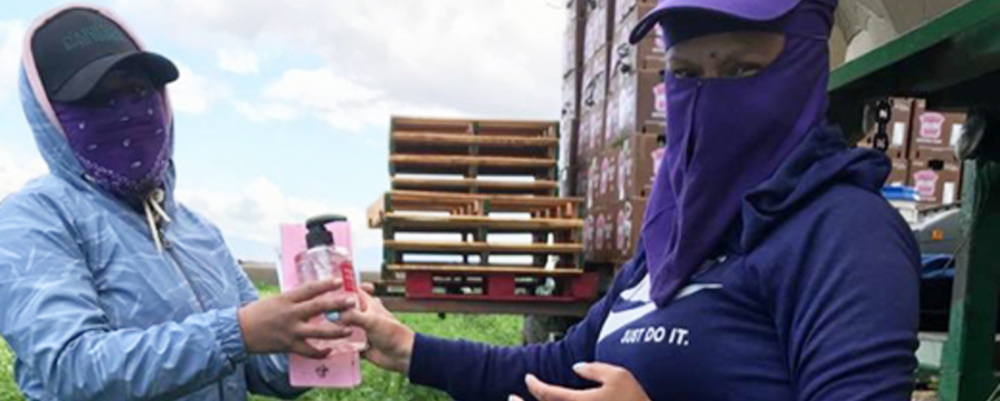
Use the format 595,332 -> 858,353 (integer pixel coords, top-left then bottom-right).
160,228 -> 228,400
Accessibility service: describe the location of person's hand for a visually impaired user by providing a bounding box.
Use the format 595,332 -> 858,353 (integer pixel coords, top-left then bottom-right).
339,283 -> 416,374
509,362 -> 651,401
237,279 -> 356,359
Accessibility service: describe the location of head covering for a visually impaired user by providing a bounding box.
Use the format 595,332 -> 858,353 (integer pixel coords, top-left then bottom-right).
26,6 -> 176,200
52,85 -> 172,197
631,0 -> 838,306
23,4 -> 178,251
30,7 -> 178,102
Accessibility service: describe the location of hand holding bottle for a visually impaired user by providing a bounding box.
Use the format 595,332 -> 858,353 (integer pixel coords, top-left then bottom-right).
237,279 -> 356,359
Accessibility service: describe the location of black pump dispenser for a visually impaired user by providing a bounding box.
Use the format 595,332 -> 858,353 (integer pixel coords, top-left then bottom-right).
306,215 -> 347,248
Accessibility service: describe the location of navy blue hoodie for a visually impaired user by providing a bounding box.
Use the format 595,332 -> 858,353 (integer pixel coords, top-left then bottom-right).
407,125 -> 921,401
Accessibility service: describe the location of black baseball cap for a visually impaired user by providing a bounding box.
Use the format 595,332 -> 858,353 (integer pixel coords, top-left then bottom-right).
31,7 -> 179,102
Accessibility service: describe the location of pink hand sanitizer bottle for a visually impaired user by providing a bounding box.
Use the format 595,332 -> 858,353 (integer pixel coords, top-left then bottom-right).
297,215 -> 367,354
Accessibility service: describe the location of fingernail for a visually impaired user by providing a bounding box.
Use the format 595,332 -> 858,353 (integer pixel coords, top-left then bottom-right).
524,374 -> 534,385
508,396 -> 520,401
573,362 -> 586,372
346,298 -> 357,307
326,311 -> 341,322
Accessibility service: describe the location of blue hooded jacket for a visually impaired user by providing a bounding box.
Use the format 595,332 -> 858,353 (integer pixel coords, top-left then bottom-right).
0,6 -> 302,400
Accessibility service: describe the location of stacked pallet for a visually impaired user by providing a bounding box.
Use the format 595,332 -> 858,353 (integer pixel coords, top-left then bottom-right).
369,117 -> 598,302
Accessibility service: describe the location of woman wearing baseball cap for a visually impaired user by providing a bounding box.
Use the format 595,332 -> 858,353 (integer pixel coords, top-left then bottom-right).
0,5 -> 357,400
337,0 -> 921,400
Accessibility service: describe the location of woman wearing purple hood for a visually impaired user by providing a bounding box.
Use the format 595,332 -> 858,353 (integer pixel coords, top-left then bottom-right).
336,0 -> 921,400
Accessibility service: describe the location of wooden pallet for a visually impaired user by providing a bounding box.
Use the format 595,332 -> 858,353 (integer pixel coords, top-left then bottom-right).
376,117 -> 592,303
370,191 -> 585,269
389,116 -> 560,195
391,177 -> 559,195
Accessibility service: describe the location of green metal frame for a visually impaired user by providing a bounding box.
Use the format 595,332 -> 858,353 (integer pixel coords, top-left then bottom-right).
940,161 -> 1000,401
827,1 -> 1000,400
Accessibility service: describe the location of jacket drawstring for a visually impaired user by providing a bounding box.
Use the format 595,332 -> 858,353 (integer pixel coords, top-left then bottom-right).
143,188 -> 171,253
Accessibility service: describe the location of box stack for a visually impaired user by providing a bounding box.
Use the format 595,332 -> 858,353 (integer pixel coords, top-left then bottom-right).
856,98 -> 966,208
559,0 -> 586,197
908,99 -> 965,207
571,0 -> 613,199
576,0 -> 668,264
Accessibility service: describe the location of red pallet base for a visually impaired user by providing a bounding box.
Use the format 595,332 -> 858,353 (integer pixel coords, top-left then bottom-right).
403,271 -> 599,302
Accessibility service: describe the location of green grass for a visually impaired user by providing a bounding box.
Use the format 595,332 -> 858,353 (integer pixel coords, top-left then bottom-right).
0,284 -> 523,400
1,337 -> 18,400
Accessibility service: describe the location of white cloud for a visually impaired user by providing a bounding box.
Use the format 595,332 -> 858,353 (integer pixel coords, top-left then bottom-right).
242,67 -> 462,132
217,47 -> 260,75
168,62 -> 228,115
0,142 -> 47,202
176,177 -> 382,265
231,100 -> 300,123
111,0 -> 565,120
0,20 -> 25,105
264,68 -> 381,105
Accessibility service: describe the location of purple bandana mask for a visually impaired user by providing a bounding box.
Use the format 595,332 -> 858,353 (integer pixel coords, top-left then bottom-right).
52,87 -> 171,197
641,0 -> 835,306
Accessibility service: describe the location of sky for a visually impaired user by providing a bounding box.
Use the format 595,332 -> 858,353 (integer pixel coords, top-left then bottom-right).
0,0 -> 567,271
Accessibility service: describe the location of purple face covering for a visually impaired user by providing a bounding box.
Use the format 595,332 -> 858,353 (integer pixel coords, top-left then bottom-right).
641,0 -> 836,306
52,87 -> 171,197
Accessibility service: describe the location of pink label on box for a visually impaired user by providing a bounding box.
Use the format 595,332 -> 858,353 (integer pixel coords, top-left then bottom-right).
653,83 -> 667,114
280,223 -> 362,389
919,112 -> 945,140
616,203 -> 633,251
913,170 -> 939,199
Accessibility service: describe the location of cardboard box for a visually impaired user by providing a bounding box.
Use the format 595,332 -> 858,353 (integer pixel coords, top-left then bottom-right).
580,99 -> 606,159
573,166 -> 588,198
585,157 -> 599,209
615,134 -> 663,200
559,116 -> 579,172
587,150 -> 619,208
611,69 -> 667,141
576,111 -> 592,163
604,76 -> 620,145
886,157 -> 909,187
856,97 -> 914,159
583,0 -> 614,61
580,48 -> 609,158
909,99 -> 966,162
582,47 -> 608,108
562,72 -> 580,124
908,159 -> 962,206
563,0 -> 586,77
612,3 -> 666,75
612,197 -> 648,261
584,206 -> 617,262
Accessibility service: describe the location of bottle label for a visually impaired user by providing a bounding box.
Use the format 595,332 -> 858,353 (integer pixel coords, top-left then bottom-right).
330,248 -> 357,292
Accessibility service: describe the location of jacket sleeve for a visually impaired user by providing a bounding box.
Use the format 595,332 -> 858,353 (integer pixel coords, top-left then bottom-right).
226,249 -> 308,399
0,194 -> 246,400
407,255 -> 644,401
754,194 -> 921,401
